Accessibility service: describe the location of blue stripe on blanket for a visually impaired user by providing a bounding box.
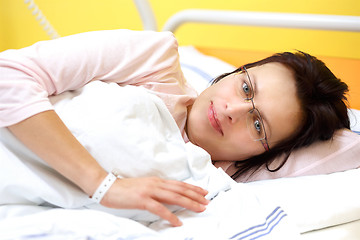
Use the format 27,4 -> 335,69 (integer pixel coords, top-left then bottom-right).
353,130 -> 360,135
180,63 -> 214,82
229,206 -> 287,240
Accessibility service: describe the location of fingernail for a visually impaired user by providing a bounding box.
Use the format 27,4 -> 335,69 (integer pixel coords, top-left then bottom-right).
174,220 -> 183,227
202,199 -> 210,205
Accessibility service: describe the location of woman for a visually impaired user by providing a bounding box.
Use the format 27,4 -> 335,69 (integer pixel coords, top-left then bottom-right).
0,29 -> 349,226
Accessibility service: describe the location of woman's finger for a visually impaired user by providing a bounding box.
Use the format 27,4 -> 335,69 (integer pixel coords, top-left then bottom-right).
160,180 -> 210,206
142,198 -> 182,227
151,188 -> 207,213
165,179 -> 209,196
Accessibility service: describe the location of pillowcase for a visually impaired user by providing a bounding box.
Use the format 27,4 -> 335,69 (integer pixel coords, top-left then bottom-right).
233,129 -> 360,182
178,46 -> 360,182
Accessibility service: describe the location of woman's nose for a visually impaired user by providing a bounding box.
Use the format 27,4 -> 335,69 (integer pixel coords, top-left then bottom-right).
225,99 -> 252,124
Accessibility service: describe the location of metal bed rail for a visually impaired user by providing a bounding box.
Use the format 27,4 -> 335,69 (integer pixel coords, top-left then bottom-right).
162,10 -> 360,33
133,0 -> 360,33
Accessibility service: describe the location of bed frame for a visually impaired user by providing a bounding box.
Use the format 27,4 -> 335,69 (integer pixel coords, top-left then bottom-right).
134,0 -> 360,110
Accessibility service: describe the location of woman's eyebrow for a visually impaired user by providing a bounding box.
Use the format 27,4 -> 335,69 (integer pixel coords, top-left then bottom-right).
252,74 -> 272,139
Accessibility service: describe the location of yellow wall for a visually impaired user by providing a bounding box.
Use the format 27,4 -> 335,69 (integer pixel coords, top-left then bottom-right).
1,0 -> 359,59
0,0 -> 143,51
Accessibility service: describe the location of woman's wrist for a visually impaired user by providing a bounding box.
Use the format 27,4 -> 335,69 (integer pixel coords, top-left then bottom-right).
90,171 -> 120,203
77,163 -> 108,197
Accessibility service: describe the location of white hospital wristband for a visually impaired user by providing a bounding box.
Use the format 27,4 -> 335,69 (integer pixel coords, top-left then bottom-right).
90,171 -> 118,203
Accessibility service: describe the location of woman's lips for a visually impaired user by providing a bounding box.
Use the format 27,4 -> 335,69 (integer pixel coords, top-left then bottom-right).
208,102 -> 223,136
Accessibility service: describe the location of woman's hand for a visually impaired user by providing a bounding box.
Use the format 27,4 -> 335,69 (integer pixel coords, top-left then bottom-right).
8,111 -> 208,226
100,177 -> 209,227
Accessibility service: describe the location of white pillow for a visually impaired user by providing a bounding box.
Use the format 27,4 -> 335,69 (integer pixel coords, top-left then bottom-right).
179,46 -> 236,93
348,108 -> 360,132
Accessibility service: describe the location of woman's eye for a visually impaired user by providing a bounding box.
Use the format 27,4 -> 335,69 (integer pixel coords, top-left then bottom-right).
253,119 -> 262,133
242,82 -> 250,94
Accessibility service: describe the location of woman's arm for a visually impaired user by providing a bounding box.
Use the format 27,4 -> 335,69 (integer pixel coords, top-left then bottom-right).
8,110 -> 208,226
0,29 -> 185,127
7,110 -> 106,196
2,30 -> 207,226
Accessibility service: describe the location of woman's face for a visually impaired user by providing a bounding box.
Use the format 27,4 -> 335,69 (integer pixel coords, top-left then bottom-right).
186,62 -> 303,161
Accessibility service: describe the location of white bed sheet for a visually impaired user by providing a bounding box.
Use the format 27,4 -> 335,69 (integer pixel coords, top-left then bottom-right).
0,81 -> 300,239
0,183 -> 301,240
245,168 -> 360,234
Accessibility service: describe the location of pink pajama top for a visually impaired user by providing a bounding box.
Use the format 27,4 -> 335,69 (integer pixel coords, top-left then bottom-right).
0,29 -> 197,139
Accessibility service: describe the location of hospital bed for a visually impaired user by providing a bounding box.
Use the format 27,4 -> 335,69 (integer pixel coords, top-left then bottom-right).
0,1 -> 359,239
